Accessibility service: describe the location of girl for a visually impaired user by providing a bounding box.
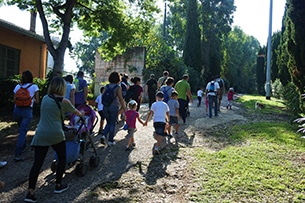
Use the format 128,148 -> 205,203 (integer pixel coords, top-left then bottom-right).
124,100 -> 146,151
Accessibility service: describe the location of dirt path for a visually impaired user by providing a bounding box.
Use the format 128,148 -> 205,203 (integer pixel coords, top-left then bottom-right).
0,95 -> 250,203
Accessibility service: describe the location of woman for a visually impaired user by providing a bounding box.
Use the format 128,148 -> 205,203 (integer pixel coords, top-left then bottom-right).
24,77 -> 84,203
129,76 -> 143,111
13,70 -> 40,161
100,72 -> 126,146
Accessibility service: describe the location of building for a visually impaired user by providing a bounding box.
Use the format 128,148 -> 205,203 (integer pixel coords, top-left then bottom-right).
0,18 -> 47,79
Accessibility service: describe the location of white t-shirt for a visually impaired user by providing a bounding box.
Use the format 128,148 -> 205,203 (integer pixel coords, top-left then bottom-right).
13,83 -> 39,107
95,94 -> 104,111
150,101 -> 169,123
197,89 -> 203,97
206,81 -> 220,96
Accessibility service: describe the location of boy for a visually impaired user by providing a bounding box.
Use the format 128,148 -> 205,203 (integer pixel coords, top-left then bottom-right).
145,91 -> 170,155
167,91 -> 180,140
197,87 -> 203,107
95,86 -> 105,134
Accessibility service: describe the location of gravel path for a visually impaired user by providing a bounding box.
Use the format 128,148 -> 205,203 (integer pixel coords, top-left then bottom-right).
0,95 -> 252,203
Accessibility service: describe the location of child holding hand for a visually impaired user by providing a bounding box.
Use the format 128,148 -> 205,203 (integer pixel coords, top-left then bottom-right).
124,100 -> 146,151
145,91 -> 170,155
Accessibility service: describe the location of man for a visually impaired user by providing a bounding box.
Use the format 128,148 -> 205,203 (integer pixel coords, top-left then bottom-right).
74,71 -> 88,108
145,74 -> 158,108
174,74 -> 193,124
157,70 -> 169,90
205,76 -> 220,118
216,75 -> 225,111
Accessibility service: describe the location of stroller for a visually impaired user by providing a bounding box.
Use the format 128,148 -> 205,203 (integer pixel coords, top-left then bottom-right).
51,104 -> 100,177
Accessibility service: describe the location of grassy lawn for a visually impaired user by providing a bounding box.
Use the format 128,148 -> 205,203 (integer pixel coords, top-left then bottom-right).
190,95 -> 305,202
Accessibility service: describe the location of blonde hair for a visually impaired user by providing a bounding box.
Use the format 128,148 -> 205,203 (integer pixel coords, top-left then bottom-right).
128,100 -> 138,110
48,77 -> 66,96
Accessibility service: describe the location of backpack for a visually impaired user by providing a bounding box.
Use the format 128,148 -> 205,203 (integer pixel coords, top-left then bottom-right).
102,84 -> 118,107
208,82 -> 215,93
74,78 -> 83,93
120,81 -> 127,98
124,85 -> 139,103
14,84 -> 33,107
161,86 -> 171,103
216,78 -> 224,88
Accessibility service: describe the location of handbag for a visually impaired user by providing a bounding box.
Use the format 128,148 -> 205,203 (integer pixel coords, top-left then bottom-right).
124,111 -> 137,131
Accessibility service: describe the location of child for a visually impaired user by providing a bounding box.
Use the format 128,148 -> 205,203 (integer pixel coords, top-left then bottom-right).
125,100 -> 146,150
95,86 -> 105,134
197,87 -> 203,107
167,91 -> 180,139
145,91 -> 170,155
227,87 -> 235,110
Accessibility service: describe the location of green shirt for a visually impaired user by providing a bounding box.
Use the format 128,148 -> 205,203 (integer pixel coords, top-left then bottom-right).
174,79 -> 190,100
31,95 -> 76,146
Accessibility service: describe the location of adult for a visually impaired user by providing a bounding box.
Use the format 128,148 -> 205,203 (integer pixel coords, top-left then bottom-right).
205,76 -> 220,118
126,77 -> 143,112
100,72 -> 126,146
157,70 -> 169,90
13,70 -> 39,161
174,74 -> 193,124
216,75 -> 225,111
74,71 -> 88,108
24,77 -> 84,203
64,75 -> 75,106
145,74 -> 158,108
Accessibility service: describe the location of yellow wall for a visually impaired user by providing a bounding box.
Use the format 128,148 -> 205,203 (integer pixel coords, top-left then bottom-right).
0,27 -> 47,78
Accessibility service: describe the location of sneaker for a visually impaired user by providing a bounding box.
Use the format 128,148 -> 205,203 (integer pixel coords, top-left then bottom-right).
153,146 -> 160,155
54,183 -> 69,194
24,192 -> 37,203
14,155 -> 24,162
0,161 -> 7,168
108,141 -> 116,146
131,143 -> 136,148
100,135 -> 106,144
174,132 -> 179,137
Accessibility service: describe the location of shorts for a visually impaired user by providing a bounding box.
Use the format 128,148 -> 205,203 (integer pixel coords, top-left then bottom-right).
169,116 -> 178,125
153,122 -> 166,136
98,110 -> 105,120
126,128 -> 135,138
218,90 -> 223,100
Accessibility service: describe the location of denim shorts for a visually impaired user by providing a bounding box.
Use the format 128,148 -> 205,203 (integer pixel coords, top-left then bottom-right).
169,116 -> 178,125
153,122 -> 166,136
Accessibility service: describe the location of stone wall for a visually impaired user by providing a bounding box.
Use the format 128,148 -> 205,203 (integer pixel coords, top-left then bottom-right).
94,47 -> 146,96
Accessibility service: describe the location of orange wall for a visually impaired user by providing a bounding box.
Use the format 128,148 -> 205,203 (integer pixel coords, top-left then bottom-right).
0,27 -> 47,78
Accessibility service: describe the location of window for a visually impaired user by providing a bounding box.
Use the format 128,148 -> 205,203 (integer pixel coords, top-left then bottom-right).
0,44 -> 20,78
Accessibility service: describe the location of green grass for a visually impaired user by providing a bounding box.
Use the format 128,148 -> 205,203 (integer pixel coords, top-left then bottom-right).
190,95 -> 305,202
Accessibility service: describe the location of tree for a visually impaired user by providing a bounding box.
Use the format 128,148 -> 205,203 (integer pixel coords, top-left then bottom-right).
283,0 -> 305,93
183,0 -> 202,73
7,0 -> 159,75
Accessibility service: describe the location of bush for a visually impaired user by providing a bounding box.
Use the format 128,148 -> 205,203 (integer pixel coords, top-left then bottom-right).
282,82 -> 301,120
272,78 -> 284,99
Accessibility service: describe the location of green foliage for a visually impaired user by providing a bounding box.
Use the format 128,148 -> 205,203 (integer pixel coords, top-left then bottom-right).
272,78 -> 284,99
282,82 -> 301,120
222,26 -> 260,93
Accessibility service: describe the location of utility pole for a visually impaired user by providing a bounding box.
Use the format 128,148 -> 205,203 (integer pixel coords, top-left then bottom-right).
266,0 -> 273,100
163,1 -> 167,39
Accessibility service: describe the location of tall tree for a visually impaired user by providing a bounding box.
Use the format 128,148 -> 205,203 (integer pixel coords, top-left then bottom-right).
183,0 -> 201,73
283,0 -> 305,93
200,0 -> 235,81
7,0 -> 159,75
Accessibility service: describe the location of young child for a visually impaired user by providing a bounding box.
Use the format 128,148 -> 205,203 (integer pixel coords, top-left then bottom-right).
227,87 -> 235,110
167,91 -> 180,139
205,94 -> 209,116
145,91 -> 170,155
95,86 -> 105,134
125,100 -> 146,151
197,87 -> 203,107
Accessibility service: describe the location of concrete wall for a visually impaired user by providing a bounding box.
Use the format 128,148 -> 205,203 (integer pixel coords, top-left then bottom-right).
94,47 -> 146,96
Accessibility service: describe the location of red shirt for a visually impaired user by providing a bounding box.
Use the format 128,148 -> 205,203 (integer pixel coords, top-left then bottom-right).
228,91 -> 234,101
125,110 -> 139,128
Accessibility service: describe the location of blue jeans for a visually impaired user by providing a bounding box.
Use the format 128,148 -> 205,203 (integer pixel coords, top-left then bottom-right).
13,107 -> 33,156
208,95 -> 218,118
103,105 -> 119,142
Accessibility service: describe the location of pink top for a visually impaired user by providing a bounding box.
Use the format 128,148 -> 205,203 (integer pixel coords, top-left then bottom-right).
125,110 -> 139,129
228,91 -> 234,101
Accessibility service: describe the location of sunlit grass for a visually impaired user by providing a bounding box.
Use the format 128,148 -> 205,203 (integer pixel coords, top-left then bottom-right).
189,95 -> 305,202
